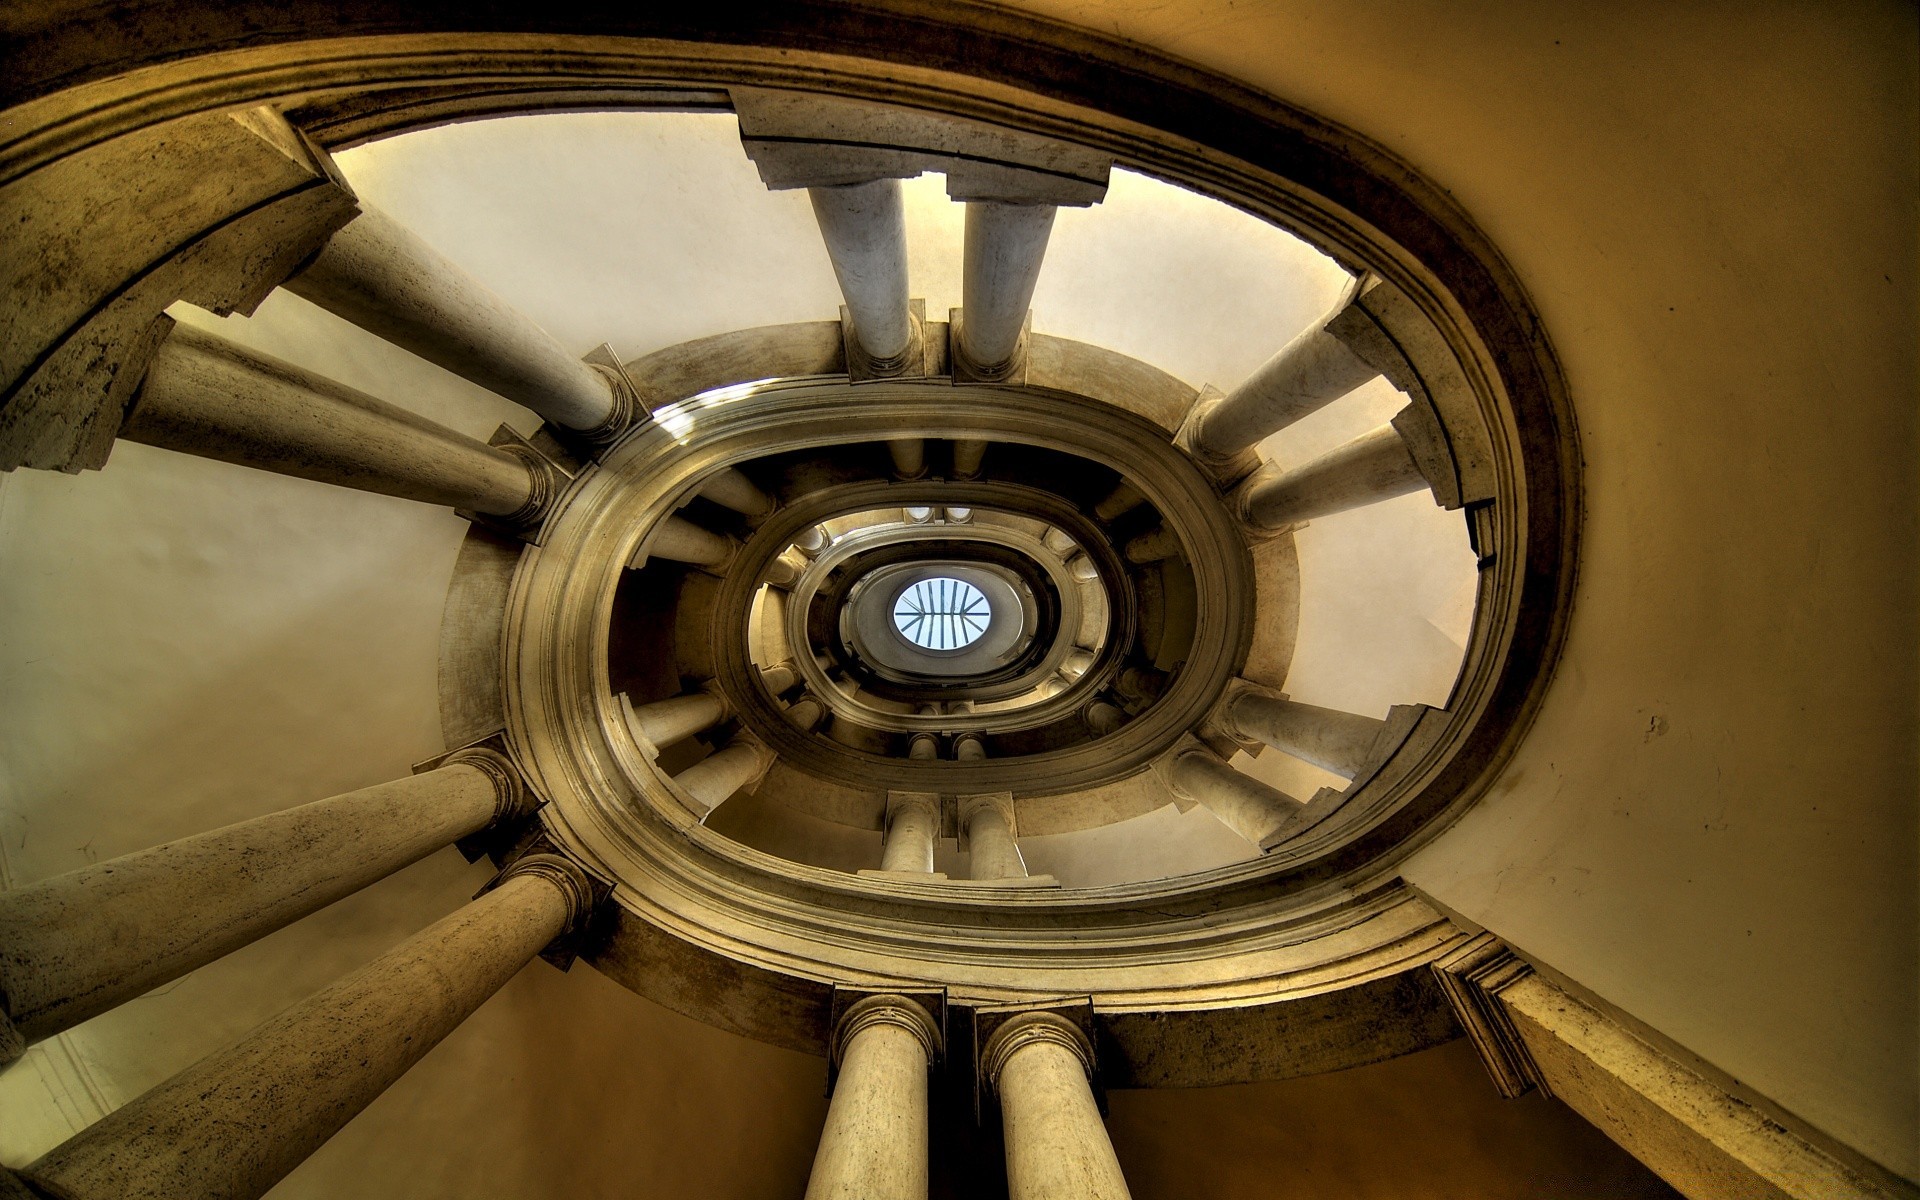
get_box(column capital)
[575,346,646,447]
[979,1009,1097,1092]
[829,993,943,1073]
[956,792,1017,850]
[479,847,610,971]
[415,733,541,863]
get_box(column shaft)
[880,796,939,874]
[22,862,585,1200]
[123,324,541,519]
[986,1014,1131,1200]
[888,438,927,479]
[951,438,988,478]
[804,997,939,1200]
[1169,750,1302,845]
[964,800,1027,880]
[786,696,828,732]
[284,204,620,433]
[674,740,771,814]
[959,201,1056,372]
[1227,692,1385,779]
[0,756,518,1055]
[1085,702,1124,736]
[809,180,913,365]
[644,516,734,568]
[1195,322,1379,460]
[1238,422,1426,529]
[628,692,728,748]
[697,468,776,520]
[761,661,801,694]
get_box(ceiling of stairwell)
[307,109,1478,881]
[9,8,1849,1190]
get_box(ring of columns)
[1,14,1588,1200]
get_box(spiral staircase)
[3,11,1900,1199]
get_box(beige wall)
[999,0,1919,1176]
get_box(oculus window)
[893,578,990,650]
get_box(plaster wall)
[995,0,1920,1175]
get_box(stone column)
[982,1013,1131,1200]
[803,995,941,1200]
[1191,311,1381,462]
[1092,481,1145,522]
[626,691,729,749]
[0,750,530,1063]
[16,854,595,1200]
[673,735,775,815]
[122,324,549,522]
[888,438,927,479]
[761,660,802,695]
[808,180,914,368]
[1067,553,1100,582]
[879,793,940,874]
[1084,701,1124,737]
[958,201,1056,376]
[951,438,989,479]
[1237,422,1427,529]
[764,554,804,589]
[1226,692,1386,779]
[1167,748,1303,846]
[283,204,630,437]
[907,733,941,762]
[1123,526,1180,563]
[794,526,832,559]
[953,733,987,762]
[961,795,1027,880]
[786,695,829,732]
[633,515,736,570]
[697,467,776,521]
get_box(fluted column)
[0,749,531,1063]
[804,995,941,1200]
[958,201,1056,377]
[808,180,914,368]
[1167,748,1303,846]
[16,854,595,1200]
[122,324,550,523]
[1237,422,1427,529]
[283,204,630,436]
[961,795,1027,880]
[879,793,940,874]
[673,735,775,815]
[1226,692,1386,779]
[1191,308,1380,462]
[982,1013,1131,1200]
[625,690,730,749]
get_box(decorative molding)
[413,731,543,864]
[454,423,571,544]
[1431,932,1549,1099]
[825,988,945,1094]
[949,308,1030,385]
[976,1001,1101,1119]
[843,300,931,382]
[477,844,612,971]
